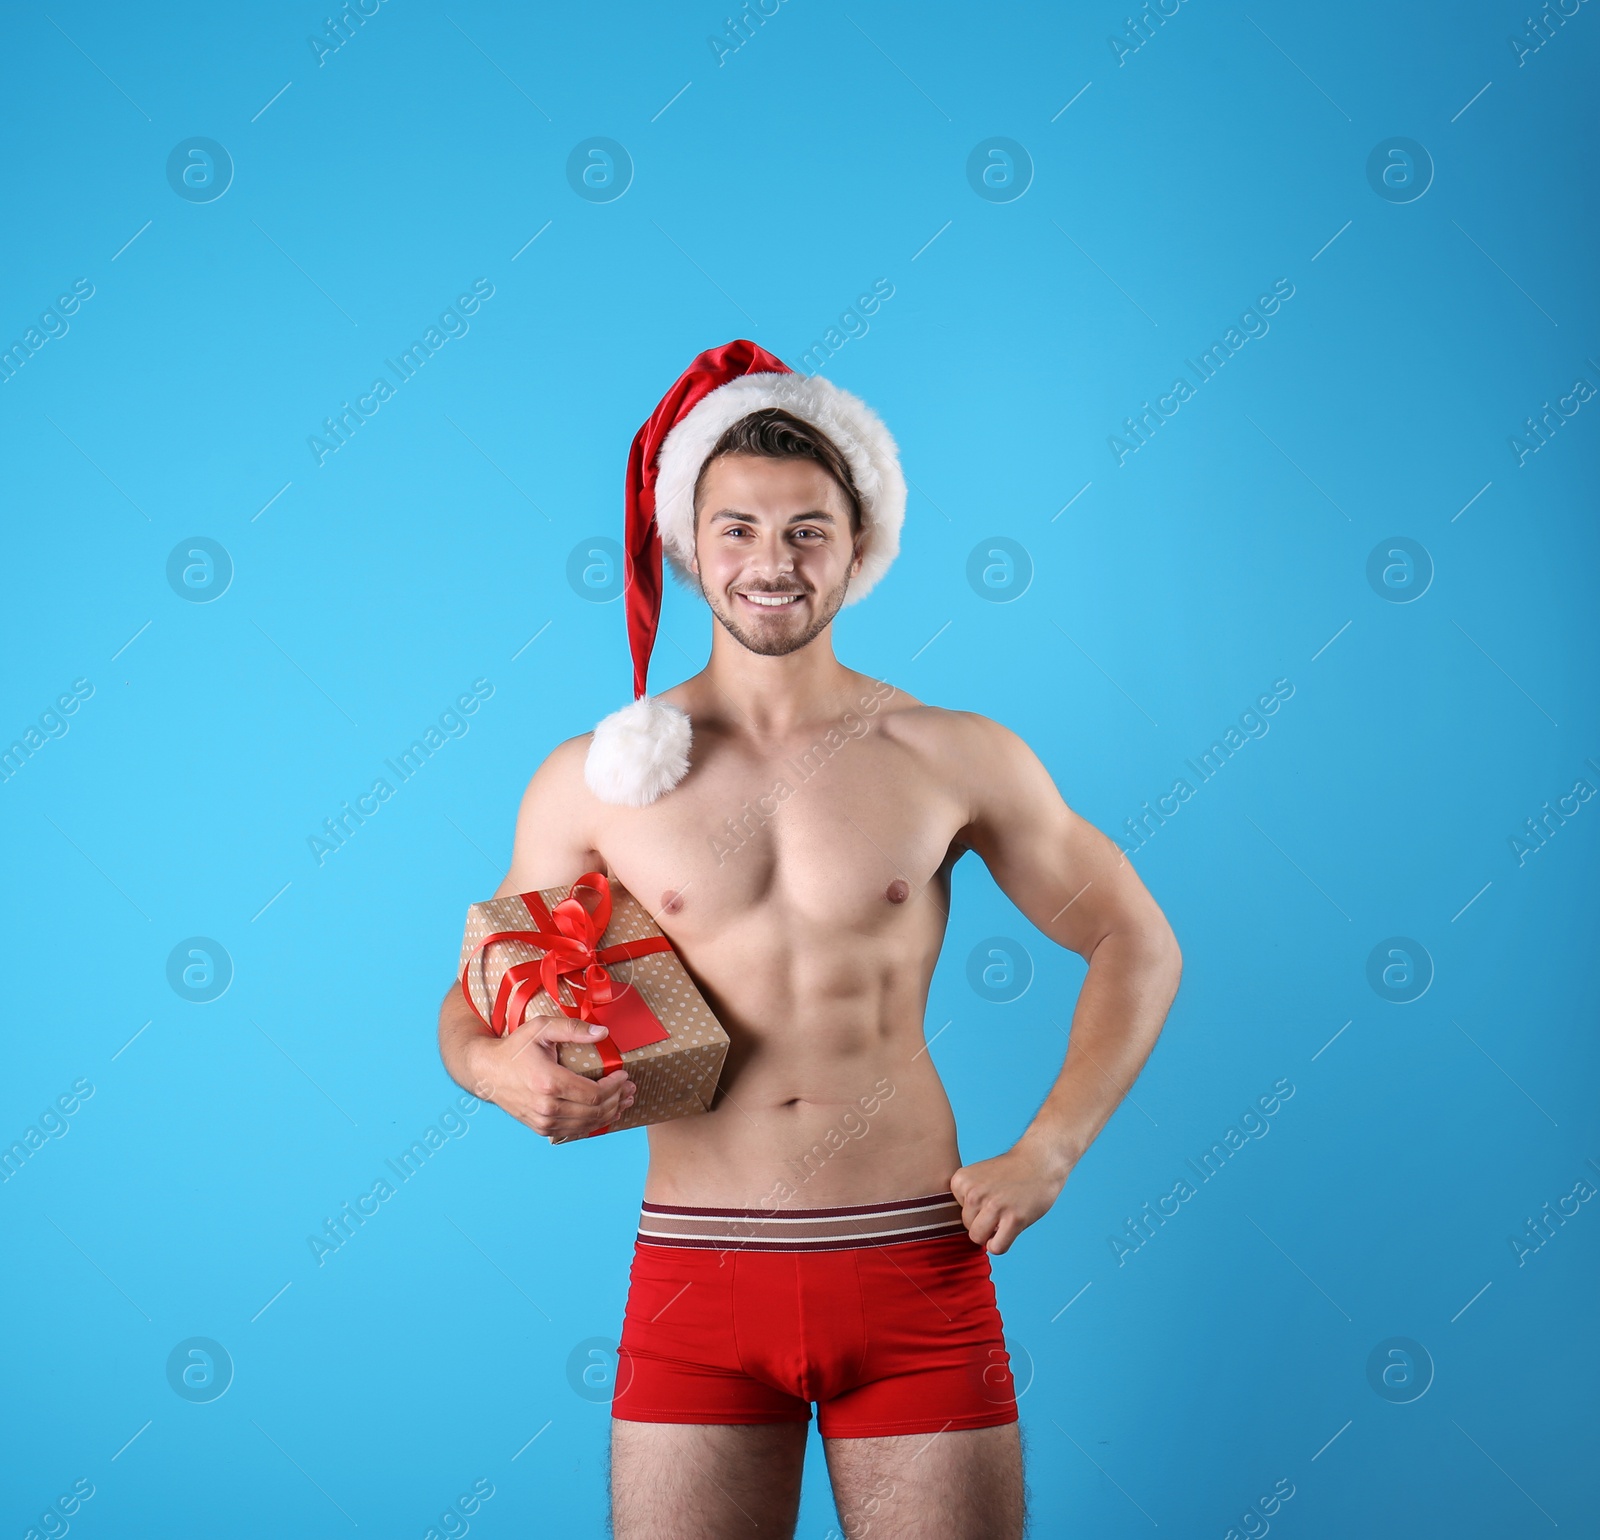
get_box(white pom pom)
[584,697,693,807]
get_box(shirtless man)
[437,344,1181,1539]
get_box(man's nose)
[747,531,795,576]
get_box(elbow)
[1165,927,1183,996]
[1143,912,1183,996]
[438,980,470,1065]
[1162,927,1183,995]
[1087,910,1182,993]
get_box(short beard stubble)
[699,565,854,658]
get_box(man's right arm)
[437,736,636,1140]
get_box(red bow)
[460,873,673,1075]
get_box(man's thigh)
[822,1423,1025,1540]
[610,1418,809,1540]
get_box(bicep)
[961,723,1161,957]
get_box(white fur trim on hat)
[652,372,905,603]
[584,696,693,807]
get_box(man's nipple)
[660,888,686,915]
[886,879,910,905]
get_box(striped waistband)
[637,1192,968,1253]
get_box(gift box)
[457,872,728,1139]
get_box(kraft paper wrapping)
[457,878,728,1138]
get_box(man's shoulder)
[521,731,595,803]
[499,732,606,890]
[504,732,602,836]
[873,691,1020,755]
[868,692,1068,842]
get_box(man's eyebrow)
[706,508,839,524]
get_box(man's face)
[690,454,862,657]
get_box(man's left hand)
[951,1143,1070,1255]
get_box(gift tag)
[588,984,671,1054]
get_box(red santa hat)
[583,339,906,807]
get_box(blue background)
[3,0,1597,1534]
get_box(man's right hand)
[469,1016,635,1140]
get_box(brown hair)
[692,408,862,531]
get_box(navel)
[886,879,910,905]
[660,888,685,915]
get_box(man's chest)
[595,728,967,938]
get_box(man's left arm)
[946,714,1182,1254]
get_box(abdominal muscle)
[637,907,965,1211]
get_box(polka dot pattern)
[458,880,729,1132]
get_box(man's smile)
[735,589,807,611]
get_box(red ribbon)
[459,873,674,1077]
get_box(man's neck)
[694,623,858,739]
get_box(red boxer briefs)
[612,1193,1019,1439]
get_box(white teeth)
[742,593,800,607]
